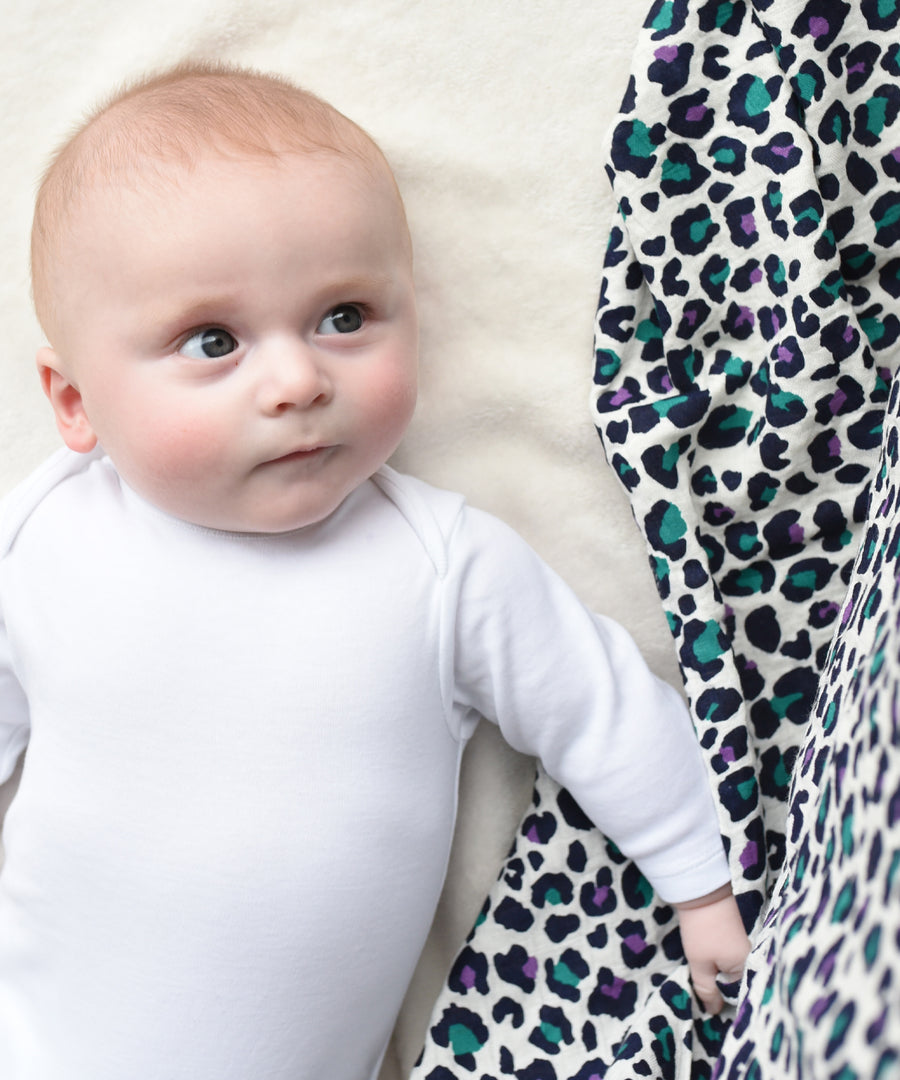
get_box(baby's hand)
[674,884,751,1014]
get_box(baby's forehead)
[32,68,408,338]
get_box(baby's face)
[40,149,418,532]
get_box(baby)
[0,63,749,1079]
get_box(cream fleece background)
[0,4,680,1076]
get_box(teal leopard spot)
[627,120,659,160]
[448,1023,483,1056]
[794,72,817,104]
[659,503,687,545]
[652,394,692,418]
[595,349,621,379]
[636,319,662,342]
[662,157,692,185]
[540,1020,563,1045]
[551,961,581,988]
[650,1,675,30]
[692,620,727,663]
[832,880,856,922]
[745,77,774,117]
[690,213,716,245]
[842,811,854,857]
[864,926,881,970]
[862,96,889,139]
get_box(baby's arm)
[673,884,751,1014]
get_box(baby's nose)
[256,342,333,414]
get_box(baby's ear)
[36,346,98,454]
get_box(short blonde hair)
[31,61,401,337]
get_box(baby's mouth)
[267,445,333,465]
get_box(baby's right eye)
[178,328,238,359]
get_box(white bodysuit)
[0,449,728,1080]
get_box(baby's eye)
[178,328,238,359]
[317,305,365,335]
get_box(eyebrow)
[149,295,244,340]
[314,273,399,298]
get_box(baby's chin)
[173,486,359,535]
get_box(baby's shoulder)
[370,466,531,580]
[370,466,467,577]
[0,447,106,558]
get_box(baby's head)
[32,63,419,533]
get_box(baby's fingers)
[689,960,724,1014]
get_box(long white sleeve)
[446,504,728,903]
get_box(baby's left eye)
[317,305,365,335]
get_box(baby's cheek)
[143,417,231,484]
[371,366,418,436]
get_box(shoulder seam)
[0,447,102,558]
[370,466,464,579]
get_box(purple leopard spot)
[771,312,782,333]
[750,267,764,283]
[848,62,867,76]
[789,523,804,543]
[654,45,679,62]
[725,603,734,619]
[736,306,755,328]
[892,148,900,164]
[829,387,848,415]
[593,885,609,906]
[684,309,699,326]
[772,142,794,158]
[526,825,539,842]
[810,996,833,1022]
[623,933,647,953]
[868,1008,887,1040]
[809,15,829,37]
[735,996,752,1026]
[721,746,736,763]
[610,387,633,406]
[686,104,708,122]
[843,323,855,344]
[828,434,842,457]
[741,213,757,235]
[460,965,477,990]
[711,506,733,520]
[745,659,757,670]
[600,976,627,1000]
[840,602,854,626]
[523,956,538,980]
[818,951,836,982]
[777,344,793,362]
[661,374,673,392]
[880,498,890,517]
[740,840,759,871]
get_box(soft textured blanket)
[0,5,664,1077]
